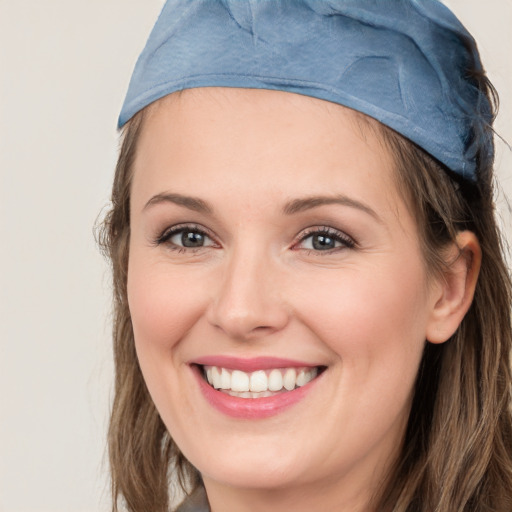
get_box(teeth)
[268,369,283,391]
[227,390,274,398]
[283,368,296,391]
[220,368,231,390]
[212,367,222,389]
[203,365,319,396]
[231,370,250,392]
[296,369,307,387]
[249,370,267,392]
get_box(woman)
[98,1,512,510]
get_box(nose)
[206,246,290,340]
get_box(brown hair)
[371,78,512,510]
[98,111,202,512]
[98,81,512,511]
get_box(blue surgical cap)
[119,0,494,180]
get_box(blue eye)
[157,225,216,250]
[303,233,340,250]
[298,228,355,252]
[170,230,210,248]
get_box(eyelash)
[154,223,217,253]
[154,224,356,254]
[294,226,356,254]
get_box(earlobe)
[426,231,481,344]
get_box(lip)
[190,361,323,419]
[191,355,319,373]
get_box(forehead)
[132,87,402,219]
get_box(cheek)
[293,258,430,393]
[126,252,211,436]
[127,252,207,358]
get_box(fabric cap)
[119,0,494,180]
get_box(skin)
[127,88,480,512]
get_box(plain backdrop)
[0,1,510,511]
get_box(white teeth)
[226,390,275,398]
[203,365,320,397]
[268,369,283,391]
[296,369,307,387]
[231,370,250,392]
[249,370,268,392]
[283,368,296,391]
[220,368,231,390]
[212,367,222,389]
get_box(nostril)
[253,325,277,334]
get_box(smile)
[203,366,319,398]
[191,357,326,418]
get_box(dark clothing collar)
[176,486,210,512]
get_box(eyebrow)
[143,192,381,222]
[282,195,381,222]
[143,192,213,214]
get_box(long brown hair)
[98,111,202,512]
[370,76,512,510]
[98,81,512,511]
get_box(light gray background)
[0,1,510,511]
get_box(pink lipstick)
[190,357,324,419]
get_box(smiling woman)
[97,1,512,511]
[129,88,454,505]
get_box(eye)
[156,224,217,251]
[295,227,355,252]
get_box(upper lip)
[191,356,323,373]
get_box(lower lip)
[192,365,320,419]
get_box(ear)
[426,231,481,344]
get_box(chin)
[199,460,303,490]
[185,440,312,490]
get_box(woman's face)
[128,88,440,506]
